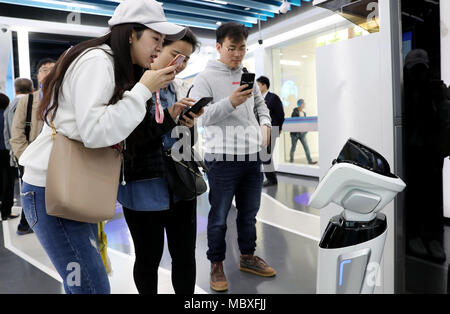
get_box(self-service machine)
[309,139,406,294]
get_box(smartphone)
[168,54,186,68]
[179,97,213,122]
[240,72,256,91]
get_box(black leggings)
[123,198,197,294]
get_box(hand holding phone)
[230,84,253,108]
[167,54,186,73]
[140,66,177,93]
[179,97,212,122]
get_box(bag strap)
[191,149,208,172]
[50,121,57,140]
[164,148,207,176]
[25,93,33,141]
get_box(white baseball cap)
[108,0,186,40]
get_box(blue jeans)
[21,181,110,294]
[204,154,264,262]
[290,132,312,164]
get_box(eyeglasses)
[224,46,247,55]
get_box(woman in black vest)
[118,28,204,294]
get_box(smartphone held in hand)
[179,97,213,122]
[240,72,256,91]
[168,54,186,73]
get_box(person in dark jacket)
[257,76,285,186]
[0,92,18,221]
[403,49,446,263]
[118,28,204,294]
[290,99,317,165]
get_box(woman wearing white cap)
[18,0,188,294]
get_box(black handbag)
[164,148,208,201]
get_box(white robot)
[309,139,406,294]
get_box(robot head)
[309,139,406,222]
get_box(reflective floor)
[405,225,450,294]
[0,173,319,294]
[263,172,319,216]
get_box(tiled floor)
[0,173,319,294]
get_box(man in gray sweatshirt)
[1,78,33,221]
[190,22,276,292]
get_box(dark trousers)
[0,150,15,219]
[262,136,278,183]
[123,198,197,294]
[204,154,264,262]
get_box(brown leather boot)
[210,261,228,292]
[240,254,276,277]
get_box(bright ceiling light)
[17,29,31,79]
[247,14,346,54]
[280,60,301,66]
[264,15,345,47]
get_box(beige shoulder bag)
[45,122,122,223]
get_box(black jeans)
[123,198,197,294]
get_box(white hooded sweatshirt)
[19,44,151,187]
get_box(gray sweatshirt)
[3,95,26,166]
[190,60,271,155]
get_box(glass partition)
[273,22,370,168]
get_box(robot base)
[317,213,387,294]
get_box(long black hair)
[38,23,148,125]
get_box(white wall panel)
[0,28,12,94]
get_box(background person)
[290,99,317,165]
[257,75,285,186]
[2,78,33,221]
[11,59,55,235]
[0,92,16,221]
